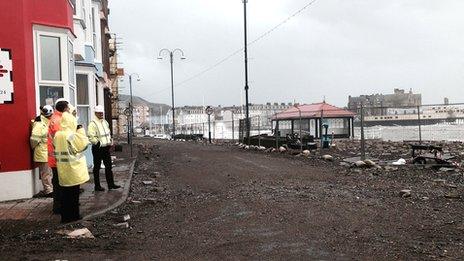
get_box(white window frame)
[33,26,74,108]
[68,40,76,105]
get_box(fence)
[143,102,464,154]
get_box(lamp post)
[128,73,140,137]
[206,106,213,143]
[242,0,250,144]
[294,104,303,153]
[158,48,186,138]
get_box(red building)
[0,0,75,201]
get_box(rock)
[302,150,310,156]
[400,189,412,198]
[322,155,333,161]
[258,146,266,151]
[122,214,131,222]
[364,159,377,168]
[433,179,446,185]
[339,162,350,167]
[354,161,367,168]
[439,167,455,172]
[142,181,153,185]
[444,193,461,199]
[279,146,287,153]
[447,183,458,189]
[244,145,250,150]
[58,228,94,239]
[384,166,398,171]
[131,200,142,204]
[113,222,129,228]
[392,158,406,165]
[271,148,277,152]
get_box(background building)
[348,88,422,115]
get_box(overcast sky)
[109,0,464,108]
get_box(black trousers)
[92,145,115,188]
[51,167,62,214]
[61,185,80,223]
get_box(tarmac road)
[1,138,463,260]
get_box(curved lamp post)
[128,73,140,138]
[157,48,186,138]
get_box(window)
[68,40,76,105]
[77,74,89,104]
[91,7,97,51]
[68,40,75,86]
[70,0,76,15]
[39,86,63,106]
[95,82,99,105]
[35,29,74,107]
[40,36,61,81]
[76,74,90,128]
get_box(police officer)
[88,105,121,191]
[30,105,54,197]
[48,99,70,214]
[54,111,90,223]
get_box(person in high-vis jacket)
[54,111,90,223]
[48,99,69,214]
[30,105,54,197]
[88,105,121,191]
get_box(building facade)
[348,88,422,116]
[0,0,115,201]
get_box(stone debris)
[131,200,142,204]
[122,214,131,222]
[354,161,367,168]
[433,179,446,185]
[113,222,129,228]
[57,228,94,239]
[363,159,377,168]
[322,155,333,161]
[392,159,406,166]
[439,167,455,172]
[384,166,398,171]
[142,181,153,185]
[444,193,461,199]
[302,150,310,156]
[279,146,287,153]
[400,189,412,198]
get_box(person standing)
[48,99,69,214]
[88,105,121,191]
[30,105,54,197]
[54,112,90,223]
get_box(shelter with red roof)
[271,102,356,139]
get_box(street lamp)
[157,48,186,138]
[242,0,251,145]
[128,73,140,138]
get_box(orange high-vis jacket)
[47,111,63,168]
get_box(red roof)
[272,102,355,120]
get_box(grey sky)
[109,0,464,108]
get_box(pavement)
[0,146,136,222]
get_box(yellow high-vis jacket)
[30,115,49,163]
[88,118,112,147]
[54,112,90,187]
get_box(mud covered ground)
[1,138,463,260]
